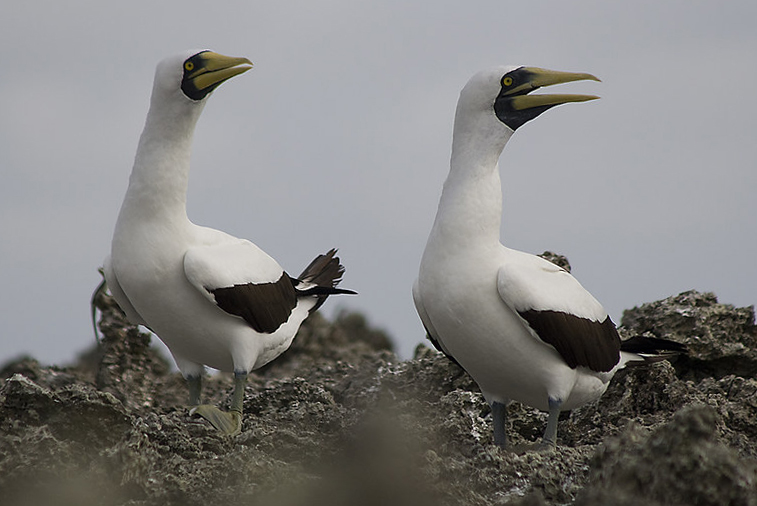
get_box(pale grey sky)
[2,1,755,365]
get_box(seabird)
[103,50,355,435]
[413,66,684,449]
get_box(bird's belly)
[111,243,244,373]
[561,369,611,410]
[420,266,600,411]
[249,308,308,369]
[130,280,239,371]
[437,309,572,410]
[124,273,305,374]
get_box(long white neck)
[118,89,206,225]
[429,107,513,250]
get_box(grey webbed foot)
[190,405,242,435]
[186,370,247,436]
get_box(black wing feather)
[518,309,621,373]
[210,273,297,334]
[209,249,356,333]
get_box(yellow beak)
[186,51,253,91]
[503,67,600,110]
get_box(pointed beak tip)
[578,72,601,83]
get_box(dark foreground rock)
[1,289,756,505]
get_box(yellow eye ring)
[502,76,513,86]
[185,61,195,71]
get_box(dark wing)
[184,239,298,334]
[498,256,621,373]
[517,309,620,372]
[209,273,297,333]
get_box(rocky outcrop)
[1,289,755,505]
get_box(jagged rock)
[576,404,757,506]
[538,251,571,272]
[1,282,756,505]
[621,290,757,379]
[0,374,133,506]
[257,310,394,378]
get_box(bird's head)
[153,50,253,103]
[458,65,600,133]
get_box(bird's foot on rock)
[189,405,242,436]
[536,440,557,453]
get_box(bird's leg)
[491,401,508,448]
[230,370,247,414]
[187,374,202,406]
[189,370,246,436]
[540,397,562,450]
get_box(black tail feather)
[297,286,357,297]
[298,248,343,286]
[621,335,688,354]
[296,248,357,312]
[621,335,687,365]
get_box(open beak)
[503,67,600,111]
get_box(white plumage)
[414,66,682,449]
[104,50,353,435]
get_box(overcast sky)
[2,1,755,367]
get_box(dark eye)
[502,76,513,86]
[184,61,195,72]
